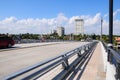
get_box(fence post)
[62,55,69,69]
[77,48,82,57]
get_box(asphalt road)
[0,41,89,79]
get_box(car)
[0,36,15,48]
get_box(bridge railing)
[5,41,97,80]
[101,41,120,80]
[108,47,120,80]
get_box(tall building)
[57,27,65,36]
[75,19,84,35]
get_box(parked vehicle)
[0,36,15,48]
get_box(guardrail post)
[116,63,120,80]
[87,44,90,50]
[108,49,110,62]
[86,45,88,51]
[77,48,81,57]
[108,49,113,64]
[108,44,113,64]
[62,55,69,69]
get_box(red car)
[0,36,15,48]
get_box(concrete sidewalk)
[80,42,106,80]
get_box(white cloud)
[0,9,120,35]
[85,13,101,26]
[113,9,120,17]
[113,20,120,34]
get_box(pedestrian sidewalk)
[80,42,106,80]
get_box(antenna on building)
[101,17,103,40]
[51,29,52,34]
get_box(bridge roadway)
[0,41,89,79]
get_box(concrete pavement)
[80,42,106,80]
[0,41,89,79]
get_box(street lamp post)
[108,1,120,79]
[109,0,113,45]
[101,17,103,40]
[108,0,113,63]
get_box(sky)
[0,0,120,35]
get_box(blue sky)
[0,0,119,19]
[0,0,120,34]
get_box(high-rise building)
[75,19,84,35]
[57,27,65,36]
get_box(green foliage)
[102,35,109,43]
[50,32,59,39]
[1,33,120,44]
[21,33,39,39]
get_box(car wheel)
[8,43,12,48]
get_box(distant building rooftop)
[75,19,84,21]
[115,37,120,41]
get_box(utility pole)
[108,0,113,63]
[101,17,103,40]
[109,0,113,46]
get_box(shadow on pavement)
[64,44,97,80]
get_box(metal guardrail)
[101,41,120,80]
[108,47,120,80]
[5,41,97,80]
[101,41,107,52]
